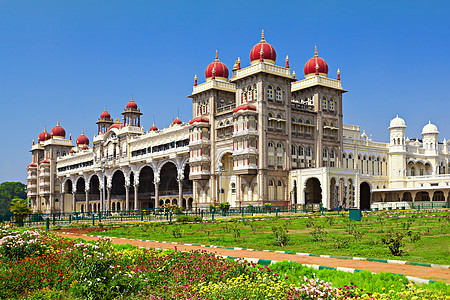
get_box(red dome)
[51,121,66,138]
[205,50,229,80]
[81,145,88,150]
[126,97,138,109]
[100,108,111,119]
[38,127,51,142]
[172,117,182,125]
[250,30,276,64]
[189,117,209,125]
[233,104,257,113]
[69,149,75,154]
[27,163,37,168]
[40,159,50,164]
[108,118,124,131]
[149,123,158,131]
[304,45,328,77]
[76,131,89,146]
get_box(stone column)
[60,193,64,212]
[125,184,130,211]
[134,182,139,210]
[202,187,207,204]
[178,180,183,207]
[99,187,104,211]
[72,190,77,212]
[107,187,111,211]
[154,179,160,208]
[85,188,90,212]
[247,184,253,203]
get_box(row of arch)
[291,177,371,210]
[63,160,193,212]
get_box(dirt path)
[56,232,449,283]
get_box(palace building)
[26,31,450,213]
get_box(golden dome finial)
[57,120,60,126]
[215,49,219,60]
[314,45,318,56]
[44,125,47,131]
[81,129,84,135]
[261,29,265,42]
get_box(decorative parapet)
[291,75,343,92]
[232,62,291,81]
[192,80,236,95]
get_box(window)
[291,145,296,155]
[306,147,311,157]
[268,142,275,165]
[329,98,335,111]
[330,150,335,158]
[267,85,274,100]
[248,86,253,102]
[268,113,275,128]
[276,87,282,101]
[323,148,328,158]
[231,183,236,193]
[299,146,304,156]
[254,86,258,100]
[276,143,284,166]
[322,96,327,110]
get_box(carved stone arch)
[302,176,322,190]
[215,147,233,170]
[156,159,178,180]
[406,158,415,164]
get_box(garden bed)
[0,227,448,299]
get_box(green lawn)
[94,210,450,265]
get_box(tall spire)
[215,49,219,61]
[314,45,318,56]
[285,55,290,68]
[261,29,265,42]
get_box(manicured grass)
[96,210,450,265]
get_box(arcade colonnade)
[289,167,373,210]
[59,158,193,212]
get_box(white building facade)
[26,31,450,213]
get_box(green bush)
[176,215,202,223]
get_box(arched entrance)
[329,178,338,209]
[432,191,445,201]
[360,182,371,210]
[138,166,155,209]
[305,178,322,204]
[111,170,125,210]
[75,178,86,212]
[89,175,100,209]
[159,162,178,199]
[293,180,297,204]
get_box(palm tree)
[10,197,31,226]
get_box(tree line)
[0,182,27,214]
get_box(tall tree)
[0,182,27,213]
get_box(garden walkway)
[56,232,449,283]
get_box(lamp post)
[101,157,106,216]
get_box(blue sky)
[1,0,449,184]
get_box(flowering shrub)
[0,227,448,299]
[0,229,48,260]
